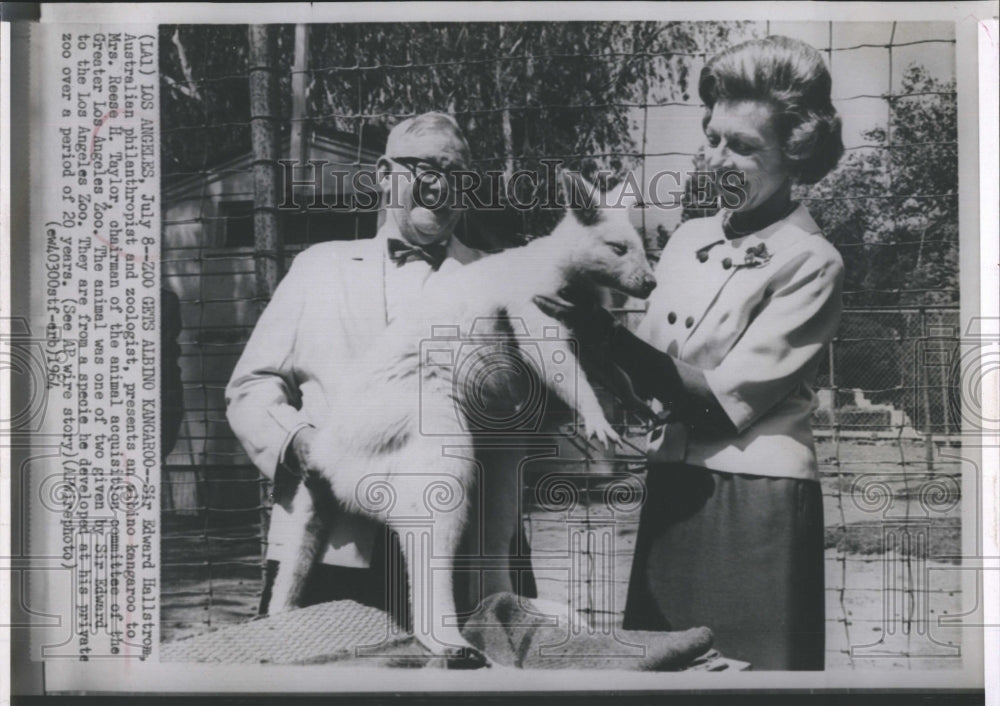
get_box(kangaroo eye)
[608,242,628,256]
[729,140,753,156]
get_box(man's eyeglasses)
[389,156,464,184]
[388,157,470,211]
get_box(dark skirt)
[623,463,825,670]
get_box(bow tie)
[387,238,448,269]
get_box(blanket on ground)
[161,592,725,671]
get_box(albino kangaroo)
[269,172,657,667]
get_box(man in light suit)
[226,113,535,624]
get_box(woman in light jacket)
[538,35,844,670]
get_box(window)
[220,201,255,248]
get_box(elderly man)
[226,113,536,625]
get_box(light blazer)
[638,205,844,481]
[225,227,483,566]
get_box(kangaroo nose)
[705,142,731,172]
[638,274,657,298]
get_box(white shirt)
[638,205,844,481]
[382,226,478,323]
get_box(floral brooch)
[737,242,772,270]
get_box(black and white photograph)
[3,1,997,699]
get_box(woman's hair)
[699,35,843,184]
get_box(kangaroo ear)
[560,170,602,227]
[607,173,641,209]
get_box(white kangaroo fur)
[268,172,657,664]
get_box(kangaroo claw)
[583,416,620,451]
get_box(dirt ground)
[161,439,966,671]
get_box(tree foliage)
[305,23,736,173]
[159,25,254,179]
[802,65,958,306]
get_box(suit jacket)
[226,225,484,566]
[638,205,844,481]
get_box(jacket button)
[668,312,677,324]
[722,257,733,269]
[685,316,695,328]
[697,251,709,263]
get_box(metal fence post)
[290,24,310,172]
[920,308,934,471]
[939,312,953,437]
[829,338,839,445]
[248,22,284,600]
[248,25,284,311]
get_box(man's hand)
[271,425,318,508]
[288,425,318,477]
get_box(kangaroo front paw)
[583,414,621,449]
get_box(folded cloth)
[162,593,713,670]
[460,592,713,670]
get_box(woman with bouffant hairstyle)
[699,33,843,187]
[536,36,845,669]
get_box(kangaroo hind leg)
[390,454,489,668]
[268,479,333,613]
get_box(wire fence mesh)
[159,21,961,668]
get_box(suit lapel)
[340,236,389,337]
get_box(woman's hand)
[533,292,661,425]
[535,292,736,434]
[532,292,618,351]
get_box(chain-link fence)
[159,21,961,669]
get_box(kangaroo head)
[555,171,658,299]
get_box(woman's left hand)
[532,292,618,349]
